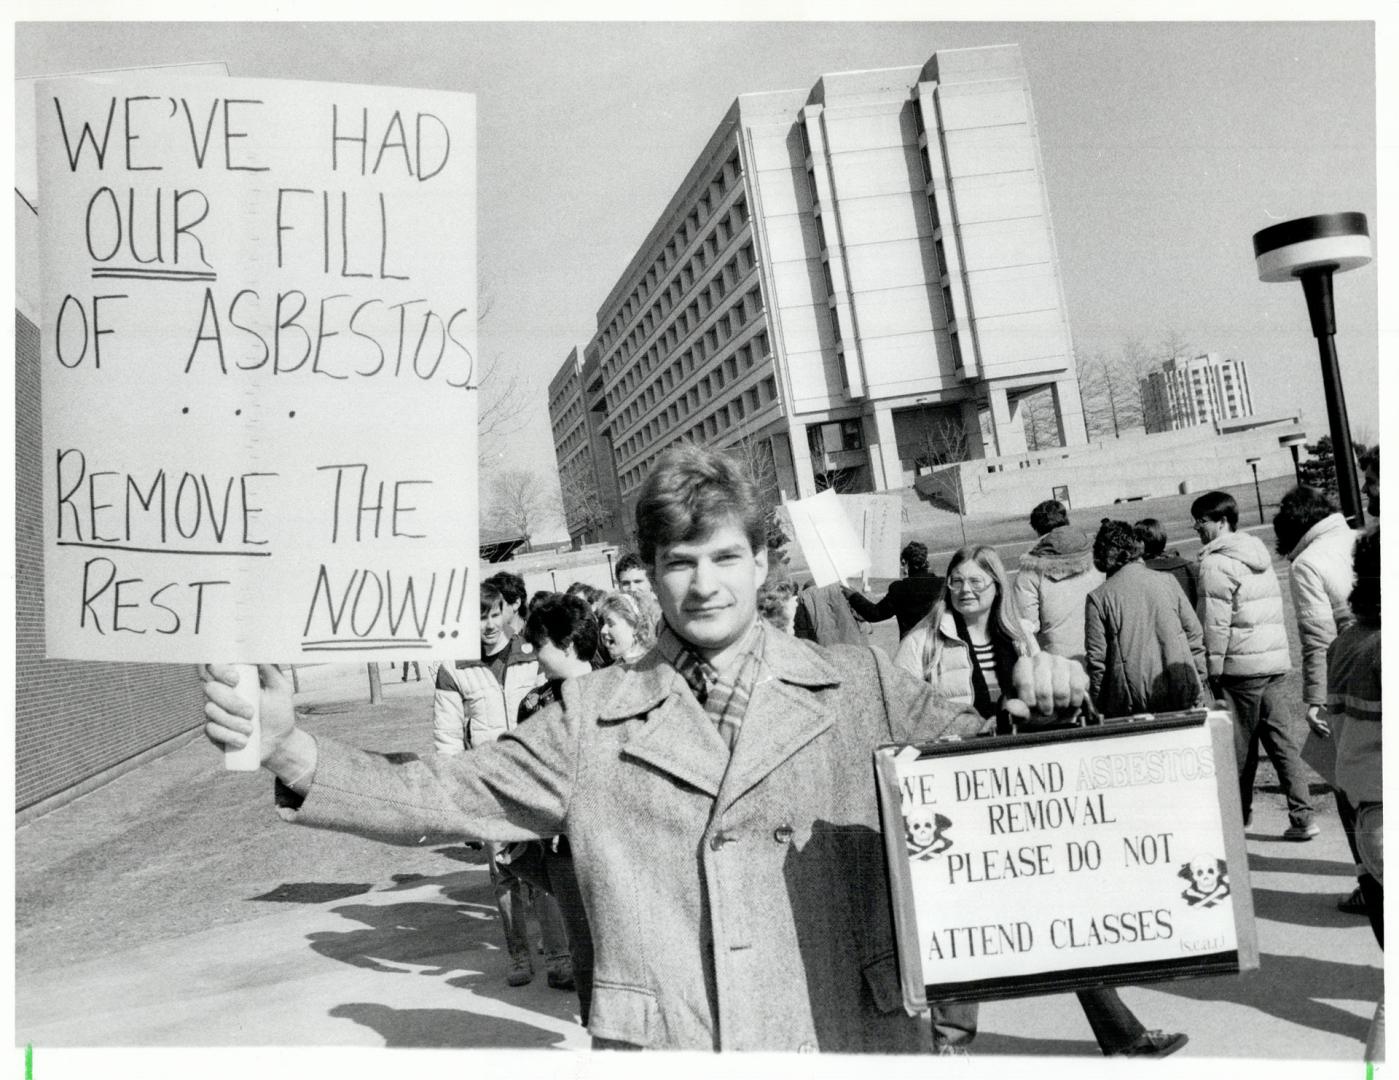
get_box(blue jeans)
[1223,673,1314,827]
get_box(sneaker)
[1109,1031,1188,1057]
[506,956,534,987]
[547,960,575,991]
[1338,886,1368,915]
[1282,822,1320,841]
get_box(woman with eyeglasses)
[894,543,1188,1058]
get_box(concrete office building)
[1141,353,1255,434]
[549,44,1088,537]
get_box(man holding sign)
[202,445,1091,1052]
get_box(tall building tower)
[1141,353,1254,433]
[549,43,1087,534]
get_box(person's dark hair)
[1133,518,1169,560]
[1359,444,1380,476]
[1273,486,1338,556]
[1349,525,1380,625]
[635,445,765,565]
[527,590,556,616]
[1190,491,1238,530]
[566,582,604,606]
[484,571,526,612]
[1029,500,1070,536]
[900,541,929,574]
[615,552,646,581]
[1093,520,1144,576]
[524,593,600,662]
[480,580,504,614]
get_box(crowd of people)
[200,443,1381,1057]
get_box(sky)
[13,14,1387,542]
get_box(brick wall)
[15,309,202,812]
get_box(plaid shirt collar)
[657,620,768,751]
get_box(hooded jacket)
[1196,529,1292,679]
[1287,512,1357,705]
[1012,525,1105,663]
[1144,551,1199,609]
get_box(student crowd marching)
[201,443,1381,1058]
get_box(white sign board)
[876,713,1257,1008]
[38,75,478,662]
[838,493,903,580]
[784,489,869,587]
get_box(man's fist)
[1004,653,1090,727]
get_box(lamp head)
[1253,213,1371,283]
[1278,433,1306,449]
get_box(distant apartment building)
[549,44,1088,541]
[1141,353,1254,434]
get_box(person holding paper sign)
[843,540,944,640]
[894,545,1188,1057]
[202,444,1092,1053]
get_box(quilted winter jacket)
[893,609,1037,714]
[433,637,540,752]
[1287,512,1358,705]
[279,630,986,1051]
[1196,530,1292,679]
[1012,528,1105,663]
[1083,562,1208,717]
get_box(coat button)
[773,825,794,843]
[709,832,735,851]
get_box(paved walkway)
[15,666,1381,1069]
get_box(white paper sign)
[784,489,869,587]
[38,75,478,662]
[838,493,903,580]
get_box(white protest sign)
[876,713,1257,1007]
[38,76,478,663]
[784,489,869,587]
[837,493,903,580]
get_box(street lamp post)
[1278,432,1307,487]
[1253,213,1371,527]
[1246,457,1264,525]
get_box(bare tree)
[1076,344,1150,439]
[1018,387,1063,452]
[726,432,788,552]
[475,274,532,461]
[558,462,615,546]
[484,467,561,552]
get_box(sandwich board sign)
[875,710,1258,1009]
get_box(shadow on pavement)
[250,882,375,903]
[1250,886,1372,929]
[967,1032,1102,1057]
[1248,852,1357,877]
[308,898,500,977]
[328,1003,568,1049]
[1151,952,1379,1043]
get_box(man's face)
[1364,464,1379,516]
[480,600,508,654]
[618,567,653,596]
[535,638,572,681]
[1193,517,1227,545]
[652,517,767,659]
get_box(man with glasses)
[1191,491,1314,840]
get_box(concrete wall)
[916,421,1304,517]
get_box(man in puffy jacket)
[1192,491,1315,840]
[1013,500,1105,664]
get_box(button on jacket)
[279,629,984,1051]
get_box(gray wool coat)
[279,628,985,1052]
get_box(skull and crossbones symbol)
[1178,855,1230,907]
[903,805,953,859]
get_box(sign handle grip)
[223,663,262,772]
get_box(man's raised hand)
[201,663,296,764]
[1005,653,1090,728]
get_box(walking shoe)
[1338,886,1368,914]
[1282,822,1320,841]
[1108,1031,1188,1057]
[506,956,534,987]
[935,1043,971,1056]
[547,959,575,991]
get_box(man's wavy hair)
[635,445,765,565]
[1272,485,1338,556]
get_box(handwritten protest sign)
[784,489,870,587]
[838,493,902,580]
[875,712,1257,1010]
[38,75,478,663]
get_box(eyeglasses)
[948,577,994,594]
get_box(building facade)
[1141,353,1254,434]
[549,44,1088,540]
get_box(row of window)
[616,329,772,462]
[617,375,780,495]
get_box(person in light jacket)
[895,544,1187,1058]
[1192,490,1313,840]
[201,445,1093,1053]
[1274,485,1364,909]
[1013,500,1105,664]
[1084,521,1208,718]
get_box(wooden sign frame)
[874,710,1258,1013]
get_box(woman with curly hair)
[1084,520,1208,718]
[595,589,658,665]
